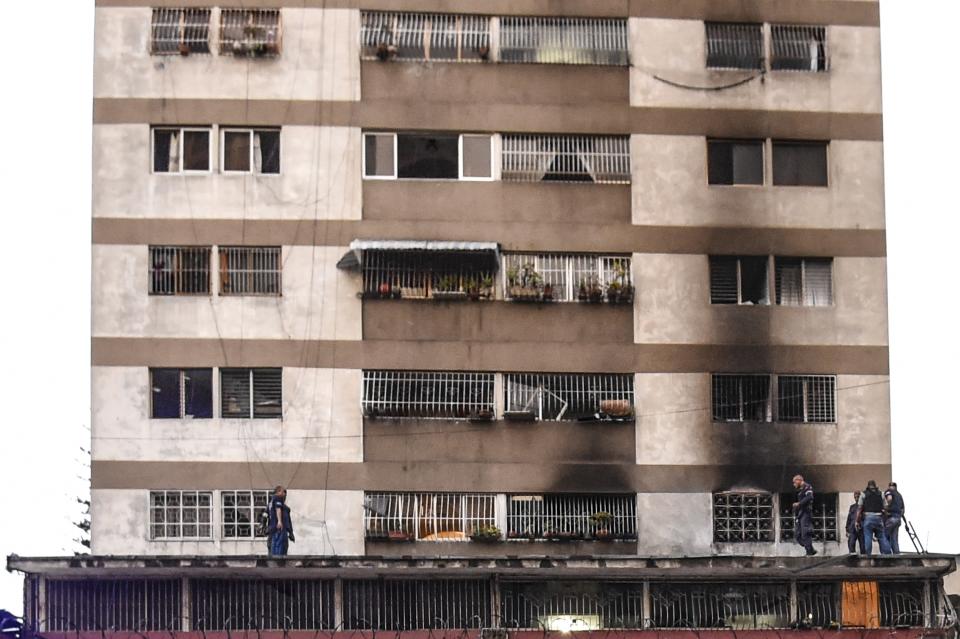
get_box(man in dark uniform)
[857,480,891,555]
[846,490,865,554]
[267,485,295,556]
[883,482,905,554]
[791,474,817,556]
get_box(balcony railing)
[504,372,635,421]
[650,582,791,629]
[503,253,632,303]
[507,494,637,541]
[363,492,499,542]
[361,248,496,300]
[499,17,629,66]
[501,134,631,184]
[362,370,495,420]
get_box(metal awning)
[337,240,501,270]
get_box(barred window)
[150,368,213,419]
[507,494,636,540]
[192,578,335,630]
[772,140,828,187]
[44,579,182,632]
[151,8,211,55]
[709,256,769,305]
[362,370,495,419]
[501,581,644,630]
[650,582,791,629]
[220,8,281,56]
[221,490,270,539]
[219,246,281,296]
[149,246,211,295]
[775,257,833,306]
[502,253,632,303]
[708,139,764,186]
[221,128,280,174]
[499,17,629,66]
[361,249,497,300]
[504,373,634,421]
[149,490,213,539]
[771,25,828,72]
[779,492,839,542]
[220,368,283,419]
[711,374,771,423]
[879,582,926,628]
[361,12,491,62]
[713,492,774,542]
[343,579,490,630]
[777,375,836,423]
[501,134,630,184]
[363,492,497,541]
[706,22,764,70]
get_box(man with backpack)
[264,485,295,556]
[857,480,892,555]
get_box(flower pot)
[469,534,502,543]
[378,283,392,298]
[600,399,634,418]
[594,529,613,541]
[387,530,412,542]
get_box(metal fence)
[191,578,334,630]
[219,246,281,296]
[343,579,491,629]
[503,373,634,421]
[879,581,926,628]
[650,582,792,629]
[706,22,764,70]
[507,494,636,540]
[501,135,631,184]
[361,12,491,62]
[220,8,281,56]
[499,17,628,66]
[362,370,496,419]
[502,253,631,303]
[149,246,211,295]
[771,24,828,71]
[778,374,836,423]
[363,492,498,541]
[361,249,497,300]
[501,581,645,630]
[780,492,839,542]
[45,579,182,631]
[151,8,211,54]
[798,582,840,628]
[712,492,775,543]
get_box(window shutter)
[775,258,803,305]
[221,369,252,418]
[803,258,833,306]
[252,368,283,418]
[709,257,739,304]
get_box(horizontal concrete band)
[92,99,884,141]
[91,460,891,493]
[94,0,880,27]
[91,337,890,374]
[92,219,887,258]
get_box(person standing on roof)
[267,485,295,556]
[846,490,865,554]
[883,482,905,554]
[791,474,817,556]
[858,480,892,555]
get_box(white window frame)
[220,489,271,540]
[363,132,498,181]
[148,490,214,541]
[151,126,214,175]
[362,132,399,180]
[219,127,281,176]
[458,134,495,181]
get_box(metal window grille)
[149,491,213,539]
[777,375,836,423]
[221,490,270,539]
[149,246,211,295]
[361,250,497,300]
[879,582,926,628]
[713,492,774,542]
[780,493,839,542]
[501,581,645,630]
[220,8,281,56]
[775,257,833,306]
[363,492,498,541]
[343,579,491,630]
[151,8,211,55]
[706,22,764,70]
[220,247,281,296]
[797,582,840,628]
[361,12,491,62]
[362,370,495,419]
[220,368,283,419]
[503,373,634,421]
[502,253,631,303]
[500,17,628,66]
[190,579,334,630]
[45,579,182,631]
[711,374,772,422]
[507,494,636,540]
[771,25,828,72]
[650,582,791,629]
[501,135,630,184]
[708,256,770,305]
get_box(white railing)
[149,246,211,295]
[706,22,764,70]
[712,492,775,543]
[361,249,496,300]
[499,17,628,66]
[501,135,631,184]
[504,373,634,421]
[361,12,491,62]
[220,8,281,56]
[771,24,828,72]
[507,494,637,540]
[363,493,498,541]
[502,253,631,303]
[219,246,281,296]
[777,375,836,423]
[151,8,211,55]
[711,374,772,422]
[362,371,496,419]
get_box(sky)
[0,0,957,616]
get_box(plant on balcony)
[480,275,495,299]
[508,263,543,301]
[469,524,503,543]
[432,275,467,301]
[605,263,634,304]
[591,511,614,540]
[547,529,583,542]
[578,277,604,304]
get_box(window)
[772,141,828,186]
[502,253,632,303]
[650,583,791,629]
[777,375,836,423]
[705,23,764,70]
[151,8,211,55]
[362,371,495,419]
[152,127,211,173]
[361,12,491,62]
[149,490,213,539]
[775,257,833,306]
[363,132,493,180]
[219,246,281,295]
[363,492,497,541]
[221,490,270,539]
[707,139,764,185]
[779,492,838,541]
[361,249,497,300]
[502,581,644,630]
[150,368,213,419]
[149,246,211,295]
[771,25,828,72]
[713,492,774,542]
[221,129,280,174]
[219,8,281,56]
[711,374,772,423]
[507,494,637,540]
[220,368,283,419]
[503,373,634,421]
[709,256,769,305]
[499,17,629,66]
[501,134,630,184]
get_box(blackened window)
[772,141,828,186]
[708,140,764,185]
[150,368,213,419]
[706,22,764,70]
[771,25,828,72]
[709,256,769,305]
[712,374,772,423]
[397,134,460,179]
[778,375,836,423]
[779,492,839,541]
[713,492,774,542]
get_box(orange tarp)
[842,581,880,628]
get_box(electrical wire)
[649,70,765,92]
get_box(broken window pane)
[739,255,769,304]
[397,134,459,179]
[772,141,828,186]
[771,25,828,72]
[181,130,210,171]
[222,130,251,172]
[461,135,492,179]
[152,129,178,173]
[708,140,764,185]
[364,133,395,177]
[256,129,281,174]
[151,368,181,419]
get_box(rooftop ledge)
[7,553,956,580]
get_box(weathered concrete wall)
[91,366,363,463]
[93,125,362,219]
[90,488,364,556]
[94,8,360,101]
[630,20,882,114]
[92,245,361,341]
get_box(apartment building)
[9,0,958,634]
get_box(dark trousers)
[269,529,289,556]
[847,530,865,554]
[884,515,902,554]
[796,511,815,554]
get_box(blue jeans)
[884,515,902,554]
[269,529,289,556]
[862,513,892,555]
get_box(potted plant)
[469,524,503,543]
[591,512,614,540]
[607,262,635,304]
[469,407,495,421]
[606,280,623,304]
[542,283,555,302]
[580,277,604,304]
[508,262,543,301]
[432,275,467,301]
[466,277,481,301]
[387,529,413,542]
[479,275,495,299]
